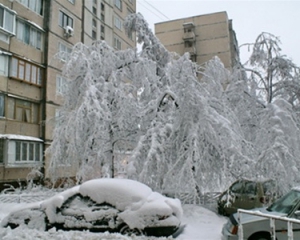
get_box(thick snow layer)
[3,179,182,231]
[79,178,152,211]
[0,201,226,240]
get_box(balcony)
[183,31,195,41]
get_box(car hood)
[233,208,287,225]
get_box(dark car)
[1,178,183,237]
[218,179,278,216]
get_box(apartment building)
[155,12,240,70]
[0,0,136,189]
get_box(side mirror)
[294,210,300,218]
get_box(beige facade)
[0,0,136,189]
[155,11,239,69]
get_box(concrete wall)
[155,11,235,69]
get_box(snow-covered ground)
[0,201,227,240]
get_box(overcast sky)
[137,0,300,66]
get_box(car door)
[240,181,258,210]
[227,180,245,212]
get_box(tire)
[249,232,271,240]
[119,224,143,236]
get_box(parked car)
[222,187,300,240]
[218,179,278,216]
[1,178,183,237]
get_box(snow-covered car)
[218,179,278,216]
[1,178,183,237]
[222,187,300,240]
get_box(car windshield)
[267,189,300,214]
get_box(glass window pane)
[0,55,7,76]
[22,142,27,161]
[25,108,31,122]
[16,20,24,42]
[30,28,37,48]
[25,63,31,81]
[5,11,14,33]
[16,107,23,121]
[59,11,63,27]
[37,68,41,85]
[19,61,25,79]
[29,143,34,161]
[24,24,30,44]
[16,141,21,161]
[0,8,4,28]
[32,103,38,123]
[0,94,5,117]
[10,58,18,78]
[35,143,40,161]
[31,65,37,83]
[7,97,15,119]
[37,31,42,50]
[29,0,35,11]
[0,139,4,163]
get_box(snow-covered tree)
[48,13,300,199]
[241,32,300,104]
[47,41,142,183]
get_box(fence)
[0,192,56,203]
[237,209,300,240]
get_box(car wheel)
[119,224,143,236]
[249,232,271,240]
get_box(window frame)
[114,36,122,50]
[16,18,43,50]
[17,0,44,16]
[114,15,122,30]
[56,75,68,95]
[114,0,122,11]
[58,42,72,62]
[10,57,43,86]
[0,5,16,35]
[59,11,74,29]
[7,96,39,124]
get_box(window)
[101,13,105,22]
[0,5,15,34]
[56,75,68,95]
[0,94,4,117]
[16,19,43,50]
[101,3,105,11]
[59,43,72,62]
[68,0,75,4]
[17,0,44,15]
[7,97,39,123]
[92,7,97,15]
[10,57,42,85]
[59,11,73,28]
[114,37,121,50]
[92,19,97,28]
[101,25,104,33]
[0,139,4,163]
[114,16,122,30]
[114,0,122,10]
[0,55,8,76]
[15,141,41,162]
[92,30,97,40]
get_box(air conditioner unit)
[64,26,74,38]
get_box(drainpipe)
[41,0,52,184]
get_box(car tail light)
[260,196,270,204]
[230,225,238,235]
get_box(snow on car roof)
[79,178,153,211]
